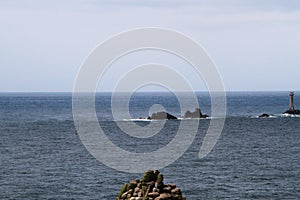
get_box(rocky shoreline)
[116,170,186,200]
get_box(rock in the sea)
[116,170,186,200]
[283,109,300,115]
[184,108,208,119]
[148,111,178,120]
[259,113,270,118]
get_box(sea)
[1,91,300,199]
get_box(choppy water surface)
[1,92,300,199]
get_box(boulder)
[142,170,157,182]
[156,173,163,183]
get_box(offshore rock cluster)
[147,107,208,120]
[116,169,186,200]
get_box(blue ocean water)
[1,92,300,199]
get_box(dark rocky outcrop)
[147,112,178,120]
[116,169,186,200]
[259,113,270,118]
[283,109,300,115]
[184,108,208,119]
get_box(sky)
[0,0,300,92]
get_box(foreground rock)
[184,108,208,119]
[147,112,178,120]
[116,169,186,200]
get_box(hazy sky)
[1,0,300,92]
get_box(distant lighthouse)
[289,92,295,111]
[284,92,300,115]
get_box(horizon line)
[0,90,299,93]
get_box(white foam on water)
[252,113,300,119]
